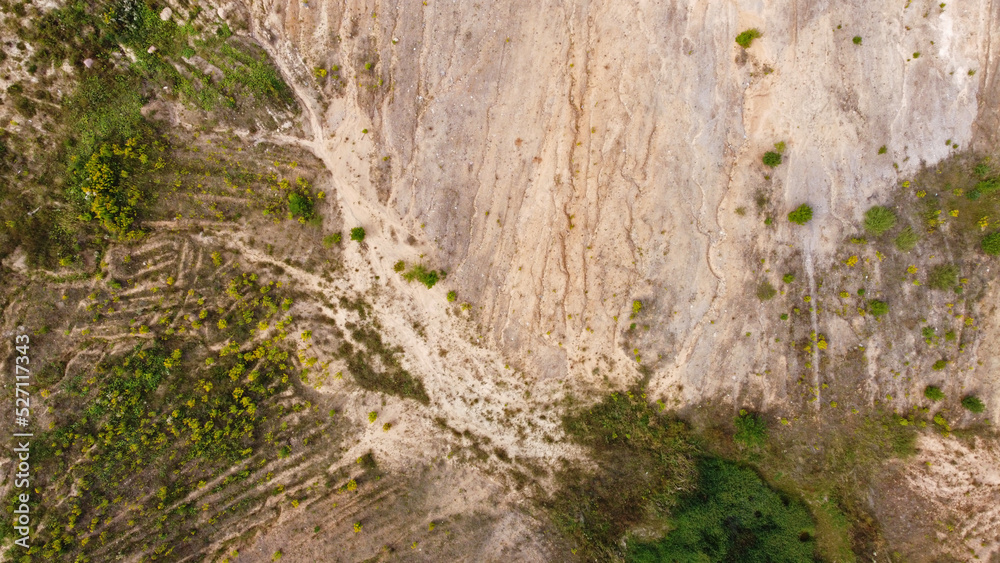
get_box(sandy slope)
[225,0,996,406]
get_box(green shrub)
[733,410,767,448]
[961,395,985,413]
[350,227,366,242]
[788,204,813,225]
[868,299,888,317]
[932,359,948,371]
[446,290,457,302]
[756,280,777,301]
[967,187,982,200]
[981,232,1000,255]
[974,163,991,177]
[878,145,887,154]
[924,386,945,401]
[627,458,815,563]
[322,233,341,247]
[921,326,936,343]
[894,226,919,251]
[393,260,405,272]
[762,151,782,167]
[927,263,959,290]
[863,206,896,235]
[402,265,441,289]
[782,273,795,283]
[287,192,314,219]
[735,28,761,49]
[853,36,863,45]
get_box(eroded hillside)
[0,0,999,561]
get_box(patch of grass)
[894,226,919,251]
[924,386,945,401]
[550,390,698,559]
[982,232,1000,255]
[735,28,762,49]
[926,263,959,290]
[788,204,813,225]
[627,458,817,563]
[867,299,888,317]
[961,396,985,413]
[734,409,767,448]
[322,233,341,247]
[783,273,796,283]
[863,206,896,236]
[757,280,778,301]
[339,323,430,404]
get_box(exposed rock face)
[233,0,997,409]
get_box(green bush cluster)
[401,264,444,289]
[762,151,782,167]
[867,299,888,317]
[350,227,366,242]
[961,396,985,413]
[788,204,813,225]
[924,386,945,401]
[287,192,315,220]
[628,458,816,562]
[735,28,762,49]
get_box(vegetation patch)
[733,409,767,448]
[961,395,985,413]
[400,263,445,289]
[549,390,817,561]
[788,204,814,225]
[926,263,959,290]
[735,28,762,49]
[626,458,816,562]
[863,206,897,236]
[339,321,430,404]
[924,386,945,401]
